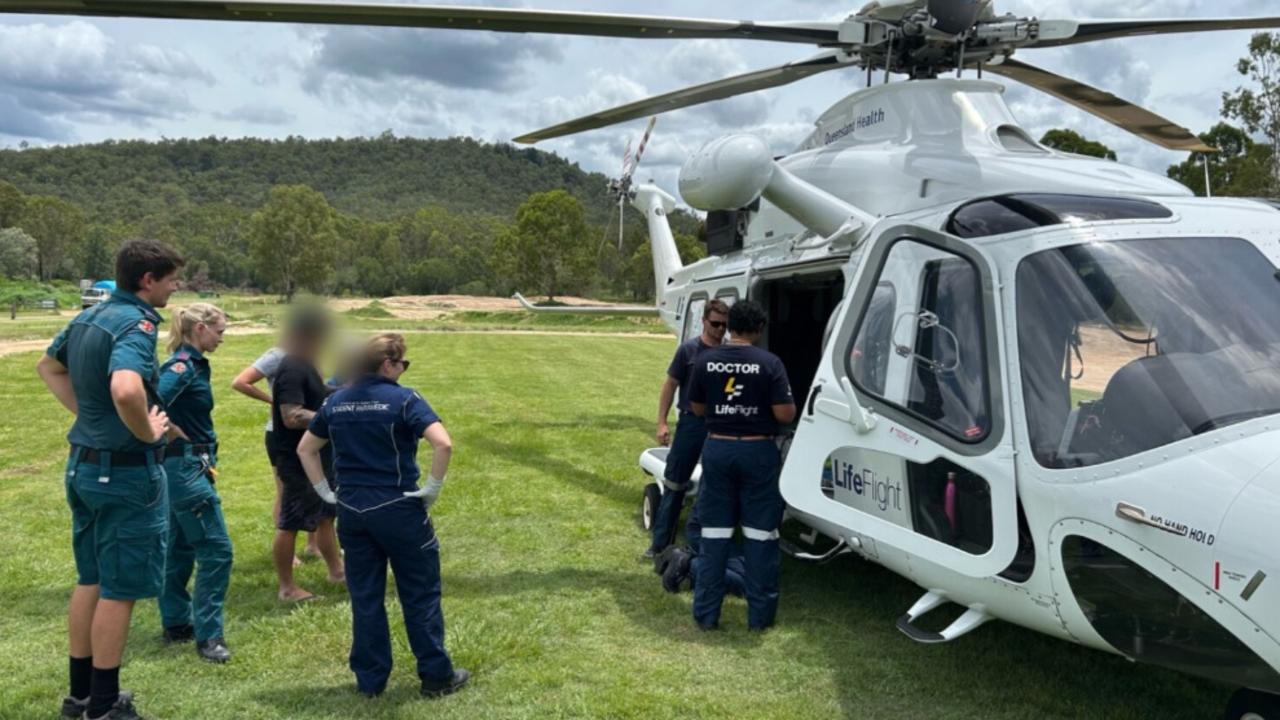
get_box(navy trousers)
[337,492,454,694]
[649,413,706,553]
[692,438,784,629]
[684,502,746,598]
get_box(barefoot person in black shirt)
[270,306,345,601]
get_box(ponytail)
[168,303,225,353]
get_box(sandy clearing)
[0,340,49,358]
[0,329,671,357]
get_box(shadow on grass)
[466,435,638,508]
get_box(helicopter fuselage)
[635,78,1280,695]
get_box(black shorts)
[276,465,335,532]
[265,431,278,468]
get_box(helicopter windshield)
[1017,237,1280,469]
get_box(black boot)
[196,638,231,664]
[421,669,470,698]
[60,691,132,718]
[661,548,693,593]
[162,624,194,645]
[85,693,146,720]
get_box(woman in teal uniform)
[156,303,234,663]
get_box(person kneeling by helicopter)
[654,506,746,597]
[686,300,796,631]
[296,333,469,699]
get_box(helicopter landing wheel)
[1225,689,1280,720]
[641,482,661,531]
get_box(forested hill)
[0,134,620,224]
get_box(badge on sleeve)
[138,319,155,334]
[171,362,187,374]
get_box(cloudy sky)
[0,0,1276,198]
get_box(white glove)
[312,481,337,505]
[403,474,445,510]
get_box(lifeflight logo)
[724,377,744,401]
[833,460,903,513]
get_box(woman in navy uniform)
[156,303,234,663]
[296,333,470,699]
[686,300,796,631]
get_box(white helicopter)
[9,0,1280,716]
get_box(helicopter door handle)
[1115,502,1183,535]
[806,385,823,416]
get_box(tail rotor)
[605,116,657,251]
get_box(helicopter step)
[895,591,992,645]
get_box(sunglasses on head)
[708,321,727,329]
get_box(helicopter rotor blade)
[514,52,849,144]
[0,0,839,44]
[1030,16,1280,48]
[625,116,657,180]
[984,58,1215,153]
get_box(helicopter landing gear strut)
[1225,689,1280,720]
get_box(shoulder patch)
[176,350,191,360]
[137,319,155,335]
[170,362,187,374]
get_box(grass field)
[0,332,1228,719]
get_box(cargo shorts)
[65,450,170,601]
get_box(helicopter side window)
[849,283,895,396]
[683,297,706,341]
[848,240,990,443]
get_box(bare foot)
[278,587,318,603]
[292,555,303,568]
[303,546,322,558]
[327,573,347,585]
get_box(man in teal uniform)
[156,303,234,664]
[37,240,184,720]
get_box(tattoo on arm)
[280,403,316,430]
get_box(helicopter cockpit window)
[1017,237,1280,469]
[947,194,1173,239]
[848,241,990,443]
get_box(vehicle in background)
[80,279,116,309]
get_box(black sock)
[69,656,92,700]
[87,666,120,718]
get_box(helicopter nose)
[1214,452,1280,622]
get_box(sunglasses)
[708,321,727,329]
[396,359,412,370]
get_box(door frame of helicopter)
[781,223,1023,607]
[776,203,1280,693]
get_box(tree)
[1039,129,1117,160]
[625,233,707,301]
[1223,33,1280,185]
[0,180,23,229]
[0,227,37,279]
[249,185,337,301]
[1167,123,1275,197]
[493,190,594,300]
[21,195,86,280]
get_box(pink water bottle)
[944,471,958,536]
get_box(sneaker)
[661,548,693,594]
[162,624,195,644]
[60,691,134,719]
[85,693,146,720]
[196,638,231,664]
[642,547,657,561]
[420,669,470,698]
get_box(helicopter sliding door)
[780,225,1019,577]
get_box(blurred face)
[139,270,181,308]
[193,315,226,354]
[702,310,728,344]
